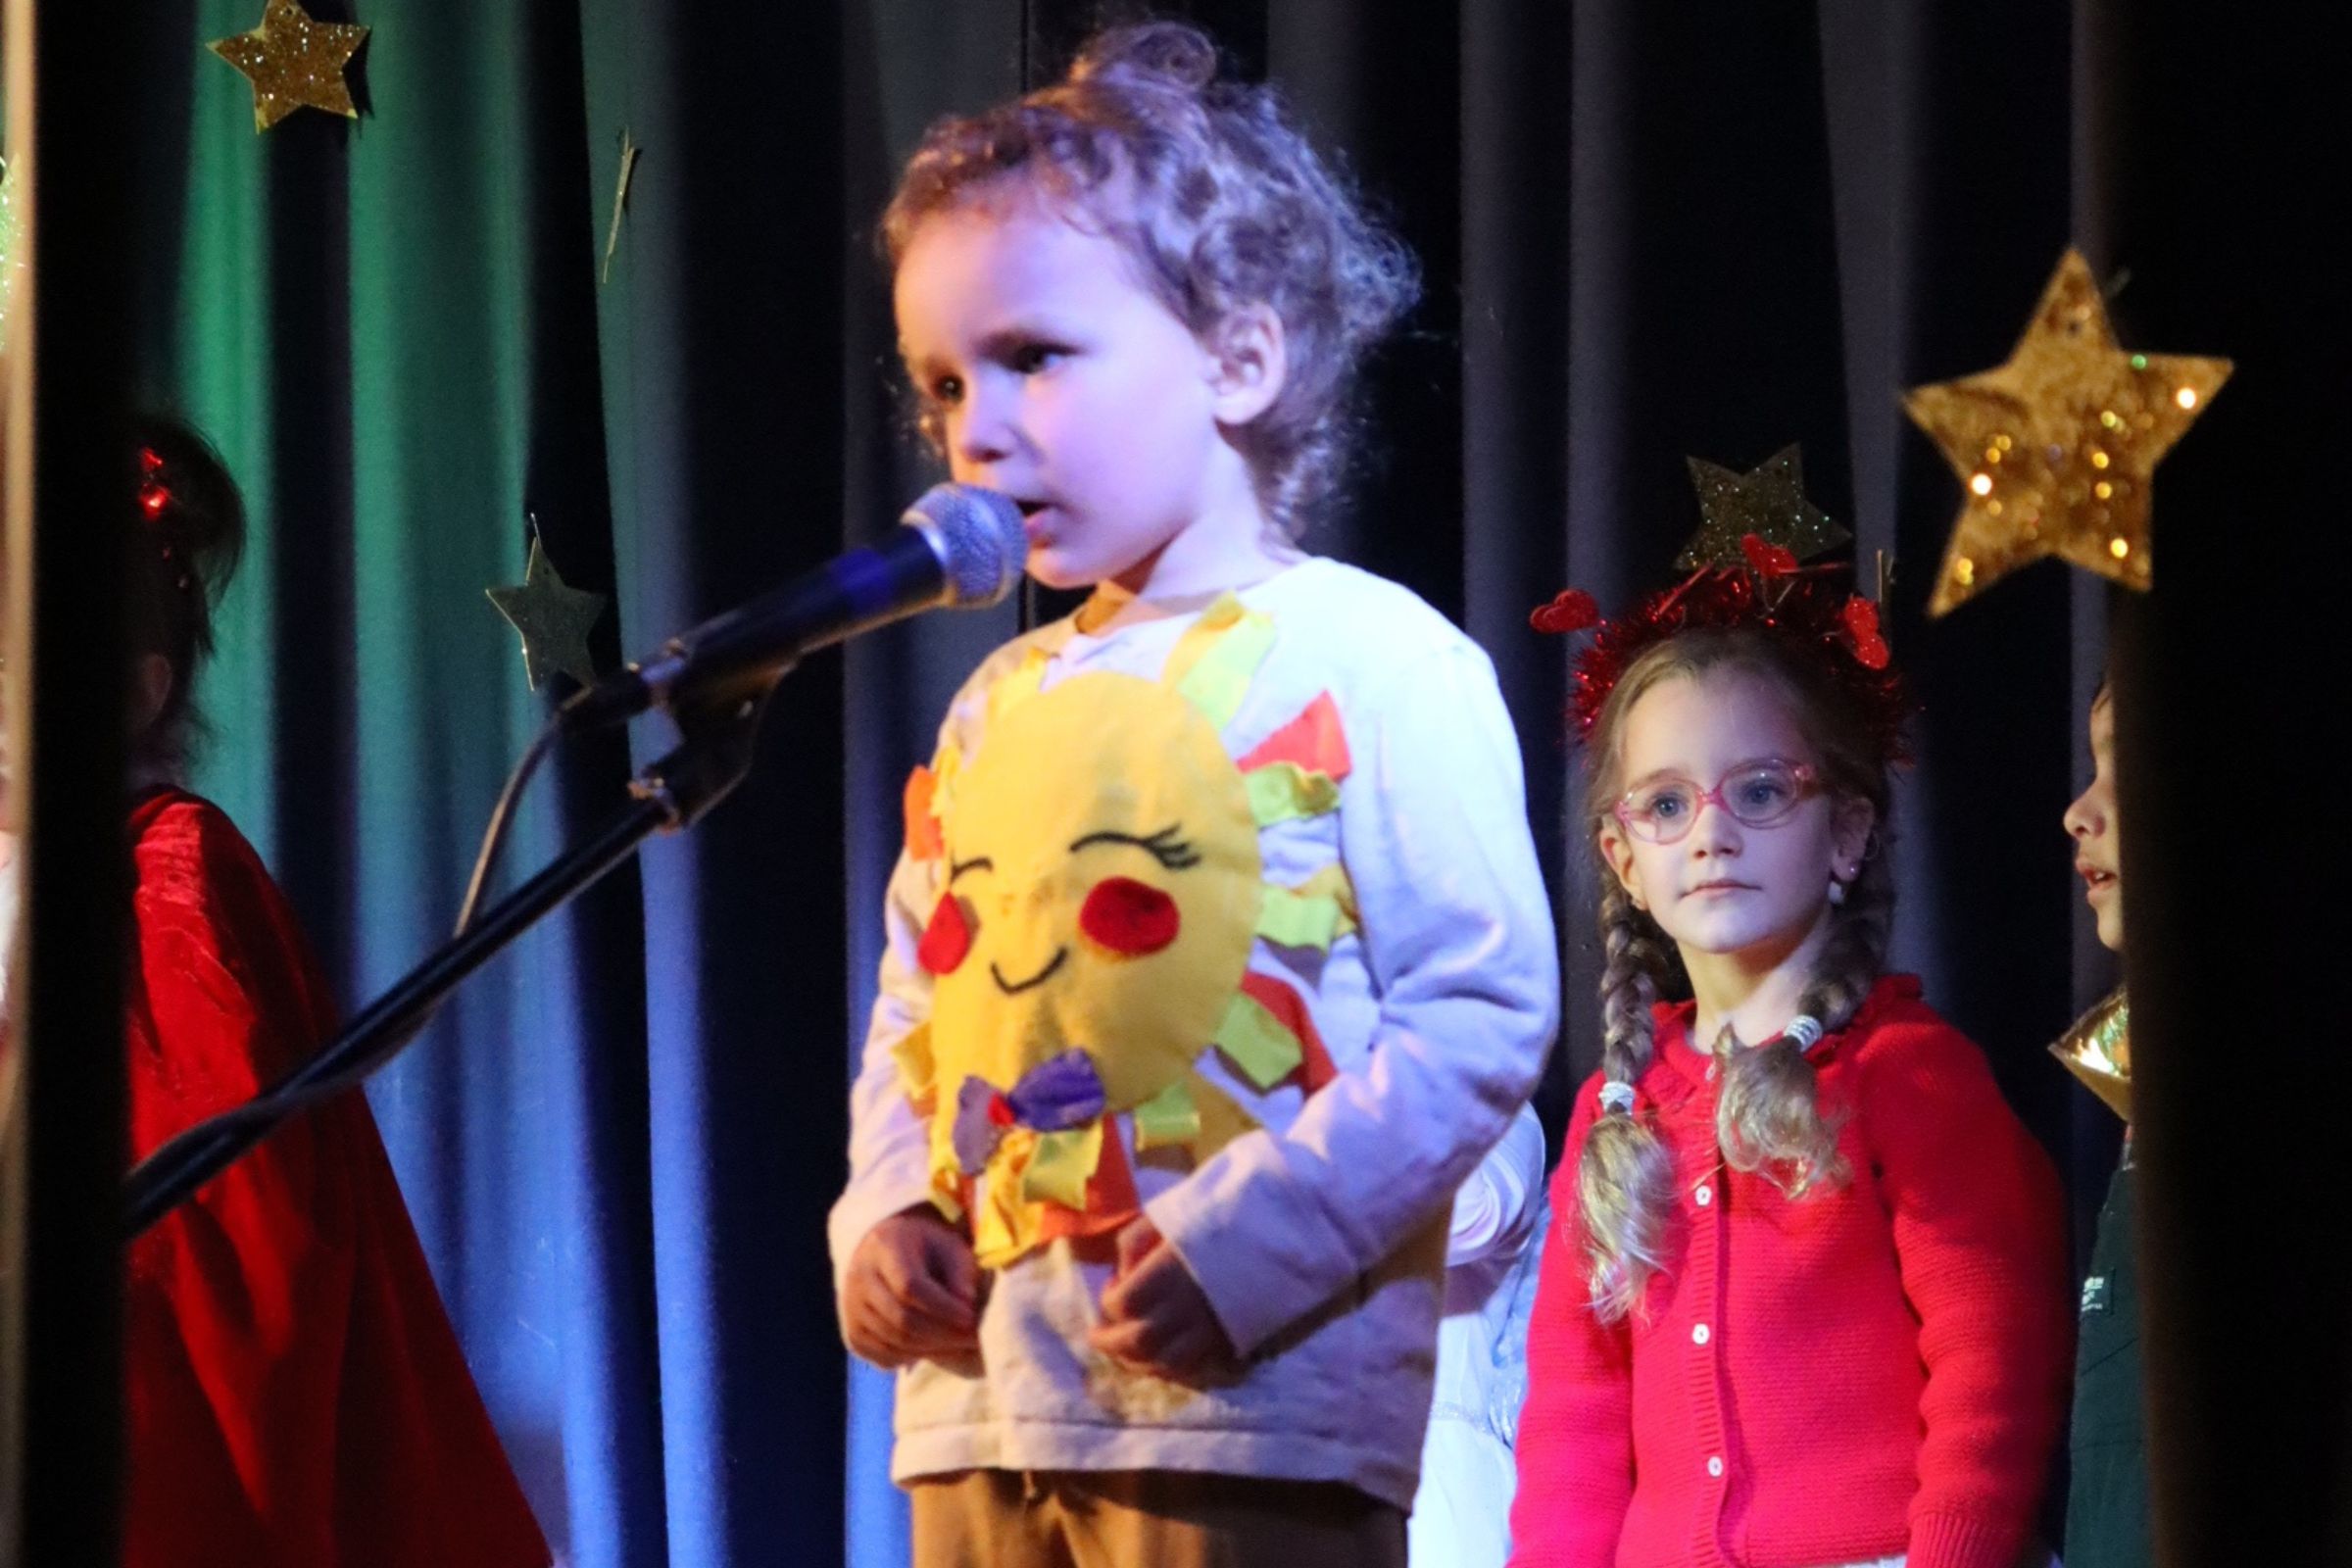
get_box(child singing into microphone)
[830,23,1557,1567]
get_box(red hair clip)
[139,446,172,519]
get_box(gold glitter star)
[487,533,607,690]
[210,0,370,132]
[1676,445,1850,570]
[1905,249,2231,616]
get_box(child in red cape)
[96,417,546,1565]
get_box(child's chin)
[1024,549,1096,592]
[1669,915,1783,958]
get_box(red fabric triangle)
[1236,691,1351,784]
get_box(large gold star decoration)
[1904,249,2231,616]
[487,531,607,690]
[211,0,370,132]
[1676,444,1850,570]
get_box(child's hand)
[842,1206,982,1368]
[1089,1215,1236,1381]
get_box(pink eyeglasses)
[1614,760,1821,845]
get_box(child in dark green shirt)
[2057,681,2147,1568]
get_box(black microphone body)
[564,484,1024,730]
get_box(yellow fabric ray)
[1254,864,1360,951]
[974,1169,1020,1265]
[926,1114,968,1224]
[926,741,964,828]
[1246,762,1341,826]
[1164,595,1277,729]
[986,648,1050,725]
[892,1021,937,1104]
[1132,1077,1201,1151]
[1213,989,1306,1090]
[1186,1071,1259,1160]
[962,1120,1111,1268]
[1021,1121,1105,1208]
[1160,595,1245,688]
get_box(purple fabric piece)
[1005,1050,1107,1132]
[950,1077,1002,1175]
[948,1052,1107,1177]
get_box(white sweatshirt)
[829,557,1559,1509]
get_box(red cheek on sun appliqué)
[917,893,974,975]
[1079,877,1180,956]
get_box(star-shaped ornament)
[1904,248,2231,615]
[487,531,606,690]
[211,0,370,132]
[1676,445,1850,571]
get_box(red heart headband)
[1532,532,1910,760]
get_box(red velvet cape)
[121,789,548,1567]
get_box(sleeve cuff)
[1908,1508,2034,1568]
[827,1165,940,1306]
[1143,1130,1363,1357]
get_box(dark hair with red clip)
[128,414,247,772]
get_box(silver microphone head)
[904,483,1027,608]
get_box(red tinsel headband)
[139,445,194,594]
[1532,533,1911,762]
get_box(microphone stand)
[121,685,775,1240]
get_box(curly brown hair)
[882,21,1419,537]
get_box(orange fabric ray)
[904,764,943,860]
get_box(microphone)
[564,483,1026,730]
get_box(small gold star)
[1676,445,1850,570]
[211,0,370,132]
[487,532,606,690]
[1904,248,2230,615]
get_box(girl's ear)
[1204,304,1288,428]
[1831,795,1877,880]
[1598,820,1648,911]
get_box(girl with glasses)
[1508,569,2070,1568]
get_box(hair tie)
[1782,1015,1824,1052]
[1598,1081,1637,1115]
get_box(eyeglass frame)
[1610,759,1824,845]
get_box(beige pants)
[908,1468,1408,1568]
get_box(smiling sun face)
[923,670,1260,1109]
[897,596,1356,1267]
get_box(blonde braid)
[1712,837,1894,1195]
[1577,879,1681,1321]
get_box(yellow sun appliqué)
[896,596,1357,1267]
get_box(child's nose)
[1689,799,1740,852]
[2064,792,2098,838]
[953,382,1016,466]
